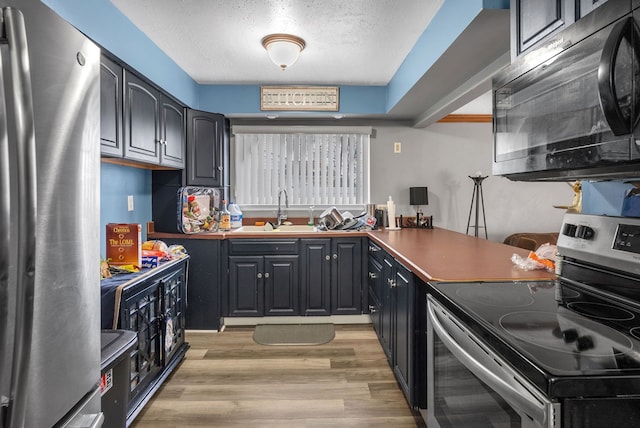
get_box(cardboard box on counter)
[106,223,141,267]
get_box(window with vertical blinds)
[233,127,370,207]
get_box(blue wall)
[41,0,508,117]
[100,163,152,258]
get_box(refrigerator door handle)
[0,8,11,423]
[0,7,38,428]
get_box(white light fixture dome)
[261,33,305,71]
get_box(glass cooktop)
[430,280,640,397]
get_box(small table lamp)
[410,187,428,227]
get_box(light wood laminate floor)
[131,324,425,427]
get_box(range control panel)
[558,214,640,276]
[613,224,640,254]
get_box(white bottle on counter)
[229,202,243,229]
[387,195,398,229]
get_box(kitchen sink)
[230,224,318,233]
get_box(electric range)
[427,214,640,427]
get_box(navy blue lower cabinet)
[300,239,332,316]
[228,254,300,316]
[227,239,300,316]
[228,255,264,316]
[331,237,363,315]
[368,239,423,409]
[393,261,414,404]
[162,238,221,330]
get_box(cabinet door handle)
[368,305,377,313]
[257,272,263,279]
[264,272,270,278]
[369,245,379,252]
[397,272,409,284]
[333,254,338,259]
[369,272,378,279]
[325,255,330,261]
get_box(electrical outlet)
[127,195,134,211]
[393,142,401,153]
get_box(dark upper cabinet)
[186,109,228,187]
[123,71,160,164]
[577,0,611,18]
[123,71,185,168]
[100,55,123,157]
[511,0,574,59]
[510,0,632,61]
[159,96,186,168]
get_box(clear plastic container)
[229,202,243,229]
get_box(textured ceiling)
[110,0,445,86]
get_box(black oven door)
[427,296,559,428]
[493,14,640,180]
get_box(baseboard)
[222,314,372,326]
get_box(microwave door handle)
[598,17,634,136]
[631,20,640,131]
[0,7,37,428]
[428,302,549,427]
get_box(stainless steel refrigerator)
[0,0,103,426]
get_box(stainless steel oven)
[493,4,640,181]
[427,214,640,428]
[427,295,559,428]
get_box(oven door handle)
[428,302,550,427]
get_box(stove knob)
[563,223,578,237]
[576,225,595,240]
[577,335,594,351]
[562,328,578,343]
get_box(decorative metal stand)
[466,175,488,239]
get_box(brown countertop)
[149,227,555,284]
[367,227,555,283]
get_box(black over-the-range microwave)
[493,2,640,181]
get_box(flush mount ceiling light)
[261,33,305,71]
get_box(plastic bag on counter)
[168,244,188,258]
[511,243,557,272]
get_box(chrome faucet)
[276,188,289,227]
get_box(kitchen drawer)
[228,238,299,255]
